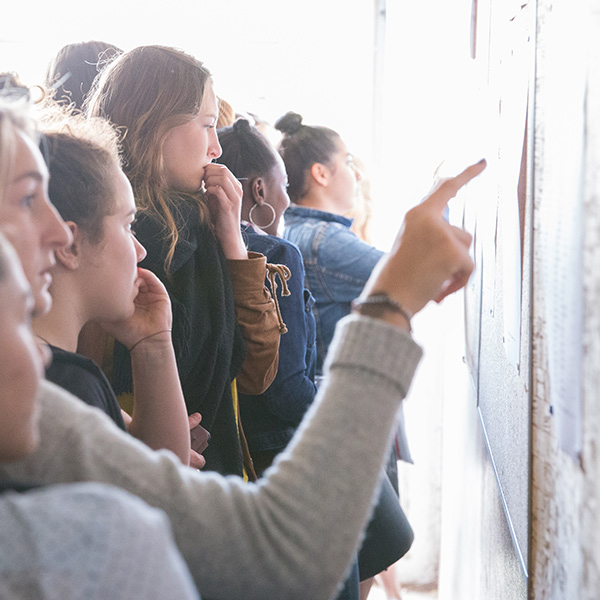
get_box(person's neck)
[297,190,345,216]
[33,279,87,353]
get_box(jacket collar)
[284,205,353,228]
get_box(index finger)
[204,163,238,182]
[422,159,486,213]
[203,168,243,194]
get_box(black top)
[46,345,127,431]
[0,479,40,494]
[113,200,246,476]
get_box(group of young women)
[0,41,485,599]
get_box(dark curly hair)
[216,118,277,178]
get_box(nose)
[42,197,72,249]
[134,235,147,263]
[351,163,362,183]
[208,129,222,160]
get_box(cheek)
[192,132,210,161]
[119,238,141,284]
[346,169,358,190]
[2,231,35,278]
[276,192,290,216]
[169,126,205,158]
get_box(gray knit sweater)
[0,315,422,600]
[0,484,199,599]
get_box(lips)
[39,257,56,286]
[39,270,52,288]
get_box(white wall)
[1,0,374,168]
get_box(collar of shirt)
[284,205,354,228]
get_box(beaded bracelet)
[350,293,413,332]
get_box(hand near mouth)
[203,163,247,260]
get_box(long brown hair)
[45,41,122,110]
[86,45,212,272]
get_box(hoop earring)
[249,202,277,229]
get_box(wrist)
[128,330,172,354]
[351,294,413,332]
[220,235,248,260]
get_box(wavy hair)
[39,103,122,244]
[45,41,122,111]
[86,45,213,273]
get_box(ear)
[250,176,266,206]
[310,162,330,187]
[54,222,81,271]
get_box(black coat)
[113,200,246,476]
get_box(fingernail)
[478,158,486,165]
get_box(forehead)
[111,167,136,213]
[13,130,49,183]
[200,84,218,114]
[271,153,288,181]
[334,138,349,155]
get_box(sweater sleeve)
[0,483,199,599]
[0,315,422,600]
[228,251,281,394]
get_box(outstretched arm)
[3,161,484,599]
[360,159,486,322]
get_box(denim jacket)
[283,205,383,374]
[238,224,318,453]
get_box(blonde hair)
[346,156,373,244]
[87,45,213,273]
[217,97,236,128]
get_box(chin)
[177,176,204,194]
[123,303,137,321]
[33,291,53,318]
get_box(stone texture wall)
[436,1,600,598]
[531,1,600,598]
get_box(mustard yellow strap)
[232,380,257,482]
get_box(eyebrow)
[13,171,44,184]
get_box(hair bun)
[275,111,303,135]
[233,118,252,134]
